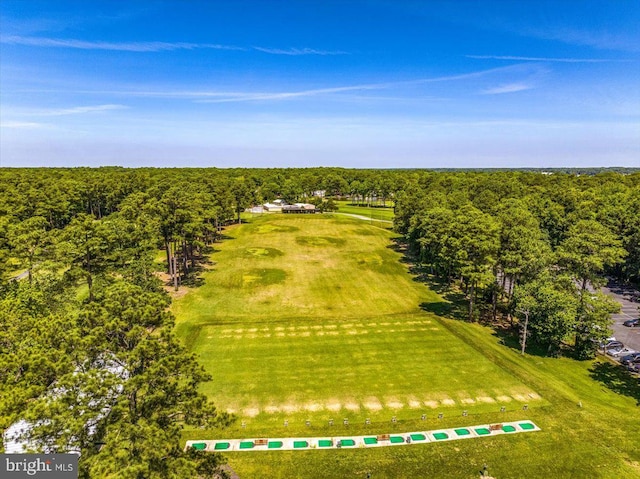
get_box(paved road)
[603,279,640,352]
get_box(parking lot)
[602,279,640,353]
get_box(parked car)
[601,340,624,350]
[607,347,637,358]
[627,361,640,373]
[620,352,640,365]
[623,318,640,327]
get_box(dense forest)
[1,167,639,477]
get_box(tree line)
[1,167,639,476]
[394,170,639,358]
[0,166,408,477]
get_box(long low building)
[282,203,316,214]
[263,203,282,212]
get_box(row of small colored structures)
[186,420,539,452]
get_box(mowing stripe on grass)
[185,420,540,452]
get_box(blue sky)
[1,1,638,168]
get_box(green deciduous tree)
[512,274,577,355]
[556,219,626,356]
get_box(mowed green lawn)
[335,200,395,222]
[174,214,640,478]
[173,214,539,422]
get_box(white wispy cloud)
[0,35,244,52]
[481,83,534,95]
[467,54,629,63]
[0,35,348,55]
[36,104,129,116]
[0,121,44,129]
[528,28,640,53]
[252,47,348,56]
[195,65,529,103]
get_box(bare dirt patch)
[363,397,383,411]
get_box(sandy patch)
[281,403,300,414]
[512,394,527,402]
[234,329,244,333]
[276,332,285,337]
[316,331,325,336]
[304,402,323,412]
[363,397,383,411]
[441,398,456,406]
[243,408,260,418]
[424,400,439,408]
[477,396,496,403]
[379,322,391,326]
[407,396,422,409]
[344,402,360,412]
[346,329,358,335]
[263,406,280,414]
[246,334,257,339]
[366,323,377,327]
[385,398,404,409]
[326,400,342,412]
[248,328,258,333]
[496,395,513,402]
[325,324,337,329]
[233,335,243,340]
[300,331,311,337]
[430,327,440,331]
[528,392,541,399]
[275,327,285,331]
[460,398,476,405]
[311,325,323,330]
[326,331,339,336]
[341,323,354,328]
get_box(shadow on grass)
[489,328,558,358]
[589,361,640,406]
[413,266,468,322]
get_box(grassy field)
[335,200,394,222]
[173,214,640,478]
